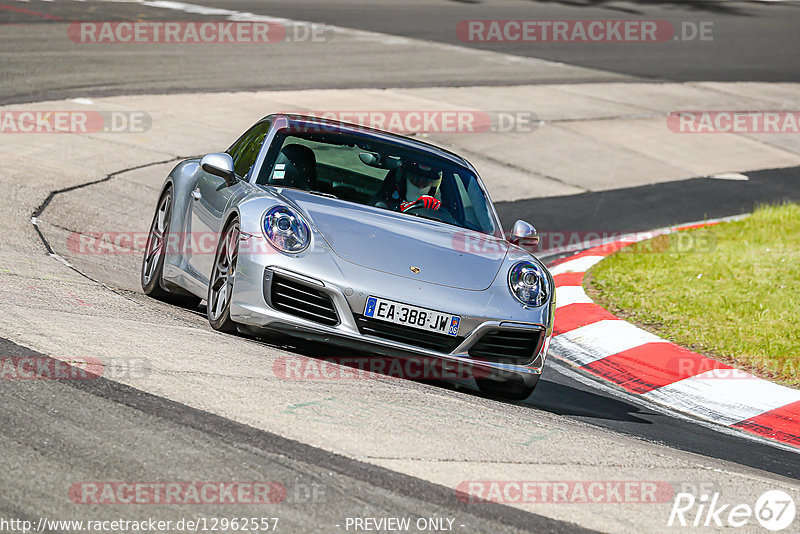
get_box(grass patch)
[587,203,800,388]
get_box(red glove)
[401,195,441,212]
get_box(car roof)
[264,113,471,168]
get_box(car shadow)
[525,368,655,424]
[238,330,656,425]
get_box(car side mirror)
[200,153,236,186]
[508,220,540,247]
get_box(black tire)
[477,373,539,401]
[207,217,240,333]
[141,187,201,308]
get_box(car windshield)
[256,128,499,236]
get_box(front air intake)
[270,273,339,326]
[468,329,543,364]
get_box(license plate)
[364,296,460,337]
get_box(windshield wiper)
[265,185,338,199]
[308,190,338,199]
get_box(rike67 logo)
[669,489,796,531]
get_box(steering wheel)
[402,204,458,225]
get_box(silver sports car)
[141,114,554,399]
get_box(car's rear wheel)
[477,373,539,401]
[207,218,240,333]
[141,188,201,307]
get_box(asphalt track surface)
[191,0,800,82]
[2,0,800,104]
[2,0,800,532]
[496,165,800,235]
[0,337,585,533]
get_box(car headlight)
[263,206,310,253]
[508,261,549,307]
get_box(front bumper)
[228,237,552,379]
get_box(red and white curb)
[547,220,800,449]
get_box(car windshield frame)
[255,126,502,237]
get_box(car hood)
[280,189,509,290]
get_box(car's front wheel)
[141,187,201,308]
[207,217,240,333]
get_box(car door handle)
[191,188,202,201]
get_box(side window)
[227,121,271,179]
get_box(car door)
[188,121,271,281]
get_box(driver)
[373,161,442,212]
